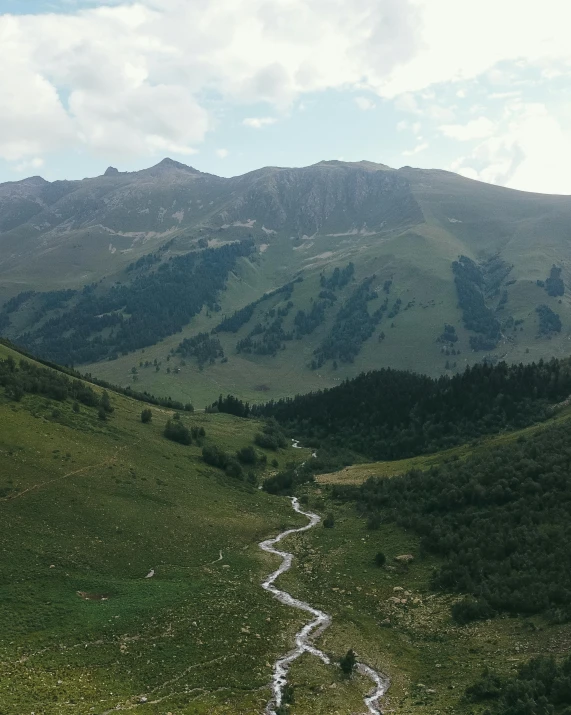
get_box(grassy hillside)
[2,342,571,713]
[2,161,571,406]
[0,342,315,714]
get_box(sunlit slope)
[0,342,314,714]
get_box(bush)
[100,390,114,413]
[340,649,357,676]
[190,426,206,444]
[374,552,386,567]
[98,406,107,421]
[202,444,229,469]
[225,458,244,480]
[451,597,494,624]
[254,420,288,451]
[255,432,280,450]
[141,408,152,423]
[367,512,382,530]
[237,445,258,464]
[164,419,191,445]
[323,513,335,528]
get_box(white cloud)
[242,116,278,129]
[448,102,571,194]
[402,142,428,156]
[440,117,496,141]
[396,120,408,131]
[216,148,229,158]
[0,0,423,165]
[377,0,571,98]
[14,157,44,173]
[354,96,376,111]
[1,0,571,193]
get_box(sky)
[1,0,571,193]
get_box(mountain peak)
[153,157,196,171]
[314,159,392,172]
[104,166,119,177]
[136,157,203,179]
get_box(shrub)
[374,552,386,567]
[100,390,114,413]
[323,513,335,528]
[202,444,229,469]
[340,649,357,676]
[164,419,191,445]
[237,445,258,464]
[225,459,244,480]
[141,408,152,423]
[451,597,494,624]
[367,512,382,530]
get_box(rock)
[395,554,414,563]
[393,586,404,592]
[104,166,119,176]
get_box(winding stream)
[259,441,390,713]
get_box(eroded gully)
[259,441,390,714]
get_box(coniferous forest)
[9,241,253,365]
[333,421,571,623]
[254,359,571,459]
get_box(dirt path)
[0,458,116,503]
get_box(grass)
[0,342,315,714]
[84,213,571,409]
[4,162,571,409]
[3,340,571,714]
[276,495,571,714]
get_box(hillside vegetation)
[0,341,315,714]
[253,358,571,459]
[2,159,571,405]
[2,340,571,713]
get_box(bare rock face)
[219,162,422,235]
[104,166,119,176]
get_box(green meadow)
[2,341,571,714]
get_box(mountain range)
[1,157,570,406]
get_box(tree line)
[253,358,571,460]
[333,419,571,623]
[466,656,571,714]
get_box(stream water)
[259,457,390,714]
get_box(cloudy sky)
[1,0,571,193]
